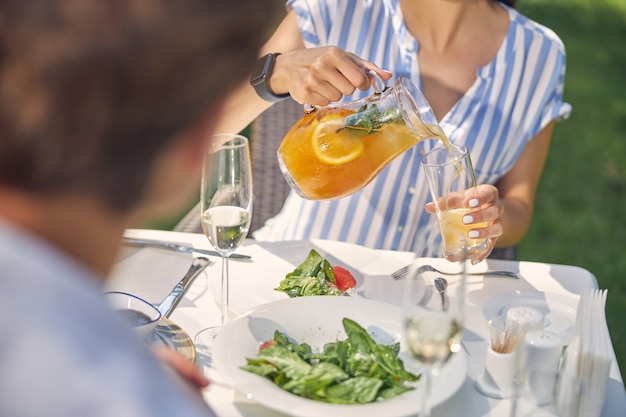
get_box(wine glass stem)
[421,368,433,417]
[220,255,230,326]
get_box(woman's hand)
[270,46,392,106]
[425,184,503,263]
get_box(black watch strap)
[250,53,290,102]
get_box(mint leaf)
[343,104,404,134]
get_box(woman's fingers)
[463,184,499,209]
[273,46,392,105]
[425,183,504,263]
[462,203,501,224]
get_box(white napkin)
[106,246,194,305]
[556,288,611,417]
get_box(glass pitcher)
[277,76,454,200]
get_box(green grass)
[518,0,626,381]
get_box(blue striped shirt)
[254,0,571,256]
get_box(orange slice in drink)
[312,114,364,165]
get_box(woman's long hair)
[495,0,517,7]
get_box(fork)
[391,264,520,280]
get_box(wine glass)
[194,134,252,354]
[402,247,467,417]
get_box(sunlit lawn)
[518,0,626,381]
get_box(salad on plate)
[241,317,419,404]
[275,249,357,297]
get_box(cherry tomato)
[332,265,357,291]
[259,340,276,350]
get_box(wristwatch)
[250,53,290,102]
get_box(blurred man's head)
[0,0,281,217]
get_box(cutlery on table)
[392,264,520,280]
[156,256,210,318]
[434,277,449,311]
[123,237,251,260]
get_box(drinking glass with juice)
[422,145,489,261]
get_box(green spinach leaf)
[275,249,343,297]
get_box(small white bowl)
[105,291,161,337]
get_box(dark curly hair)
[0,0,282,212]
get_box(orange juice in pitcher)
[277,76,457,200]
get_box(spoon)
[434,277,448,311]
[157,256,210,318]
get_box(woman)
[215,0,571,262]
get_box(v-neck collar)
[389,0,515,127]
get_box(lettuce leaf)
[275,249,342,297]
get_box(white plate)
[213,296,467,417]
[482,290,579,344]
[211,239,420,315]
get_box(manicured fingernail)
[462,215,473,224]
[471,259,480,265]
[469,198,479,207]
[468,230,479,238]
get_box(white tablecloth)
[111,229,625,417]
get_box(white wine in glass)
[405,313,463,366]
[403,256,466,417]
[195,134,252,355]
[202,206,250,253]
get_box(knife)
[156,256,210,318]
[122,237,251,260]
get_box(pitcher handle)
[302,70,388,114]
[369,71,388,95]
[303,103,316,114]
